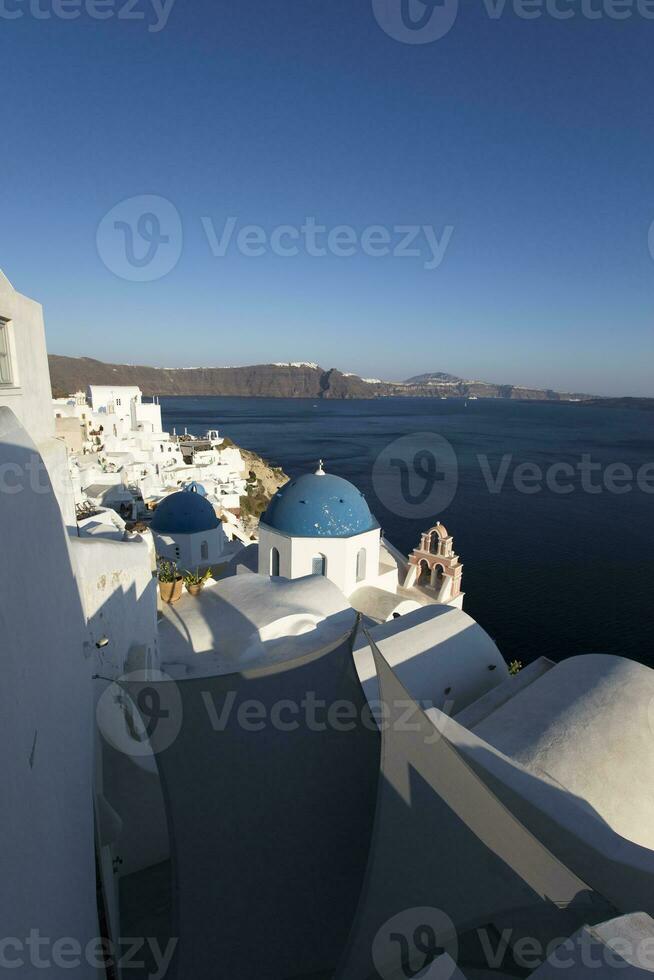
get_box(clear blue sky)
[2,0,654,395]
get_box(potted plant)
[183,567,213,597]
[158,558,183,604]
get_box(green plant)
[183,567,212,587]
[157,558,180,583]
[508,659,523,676]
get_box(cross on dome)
[315,460,326,476]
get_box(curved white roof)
[474,653,654,849]
[354,604,508,715]
[159,573,356,678]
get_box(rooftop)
[151,486,220,535]
[261,466,379,539]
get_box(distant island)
[49,355,593,402]
[583,396,654,411]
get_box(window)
[270,547,280,577]
[0,321,14,386]
[356,548,367,582]
[312,554,327,577]
[201,541,209,561]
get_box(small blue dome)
[152,487,220,535]
[183,481,208,497]
[261,471,379,538]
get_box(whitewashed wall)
[0,274,77,526]
[259,525,382,597]
[0,408,100,977]
[152,525,227,571]
[0,274,54,443]
[71,534,159,681]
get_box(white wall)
[132,398,162,433]
[88,385,141,422]
[0,273,54,444]
[152,525,227,571]
[354,604,509,715]
[0,407,100,977]
[70,534,159,681]
[0,274,77,526]
[259,525,382,597]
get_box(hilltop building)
[53,382,249,548]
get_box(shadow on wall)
[119,626,381,980]
[335,643,617,980]
[0,408,100,978]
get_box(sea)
[161,396,654,669]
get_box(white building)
[0,270,76,524]
[256,461,461,622]
[54,384,248,526]
[258,462,387,594]
[151,484,229,570]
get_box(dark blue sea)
[161,397,654,668]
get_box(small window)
[270,547,280,577]
[356,548,367,582]
[201,541,209,561]
[312,554,327,577]
[0,321,14,386]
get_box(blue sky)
[2,0,654,395]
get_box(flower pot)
[160,577,183,604]
[187,583,203,597]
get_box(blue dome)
[183,481,208,497]
[261,471,379,538]
[151,487,220,535]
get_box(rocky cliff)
[49,355,590,402]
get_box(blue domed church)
[258,462,385,597]
[151,485,227,570]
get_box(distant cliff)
[49,355,591,402]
